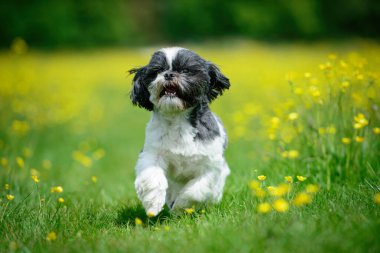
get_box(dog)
[129,47,230,216]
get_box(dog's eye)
[181,69,189,74]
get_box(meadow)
[1,39,380,253]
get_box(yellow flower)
[30,168,40,176]
[355,136,364,143]
[341,138,351,145]
[271,117,280,128]
[309,86,321,97]
[135,217,143,225]
[58,197,64,203]
[254,188,266,198]
[6,194,15,201]
[297,176,307,182]
[1,157,8,167]
[294,87,303,95]
[51,186,63,193]
[164,226,170,231]
[249,180,260,190]
[91,176,98,183]
[16,156,24,169]
[281,151,289,158]
[201,209,206,214]
[374,193,380,205]
[185,208,195,214]
[293,192,312,206]
[257,175,266,181]
[31,175,40,183]
[288,112,299,121]
[353,113,368,129]
[288,150,299,159]
[147,212,155,218]
[284,176,293,183]
[306,184,319,194]
[46,231,57,241]
[326,126,336,135]
[270,184,290,197]
[318,127,325,135]
[257,202,271,214]
[5,183,10,190]
[93,148,105,160]
[273,199,289,212]
[304,72,312,79]
[42,159,52,170]
[341,81,350,89]
[373,128,380,135]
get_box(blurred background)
[1,0,379,49]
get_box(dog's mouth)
[159,84,179,98]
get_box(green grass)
[1,41,380,252]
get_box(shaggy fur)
[129,47,230,216]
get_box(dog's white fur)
[134,48,230,215]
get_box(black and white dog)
[129,47,230,216]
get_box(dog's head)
[129,47,230,113]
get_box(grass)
[1,40,380,252]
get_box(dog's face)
[130,47,230,113]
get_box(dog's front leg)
[135,154,168,216]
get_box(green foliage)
[0,0,380,48]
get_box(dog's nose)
[164,72,175,81]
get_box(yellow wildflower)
[31,175,40,183]
[257,175,266,181]
[373,128,380,134]
[1,157,8,167]
[341,138,351,145]
[288,150,299,159]
[23,148,32,158]
[58,197,64,203]
[294,87,303,95]
[46,231,57,241]
[30,168,40,176]
[267,186,276,193]
[273,199,289,212]
[135,217,143,225]
[249,180,260,190]
[293,192,312,206]
[288,112,299,121]
[147,212,155,218]
[306,184,319,194]
[374,193,380,205]
[93,148,105,160]
[201,209,206,214]
[326,126,336,135]
[355,136,364,143]
[16,156,24,169]
[270,184,290,197]
[281,151,289,158]
[318,128,325,135]
[304,72,312,78]
[257,202,271,214]
[51,186,63,193]
[309,86,321,97]
[91,176,98,183]
[297,176,307,182]
[284,176,293,183]
[185,208,195,214]
[254,188,266,198]
[271,117,280,128]
[353,113,368,129]
[341,81,350,89]
[42,159,52,170]
[5,184,10,190]
[6,194,15,201]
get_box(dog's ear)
[129,67,154,111]
[207,63,230,102]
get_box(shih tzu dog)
[129,47,230,216]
